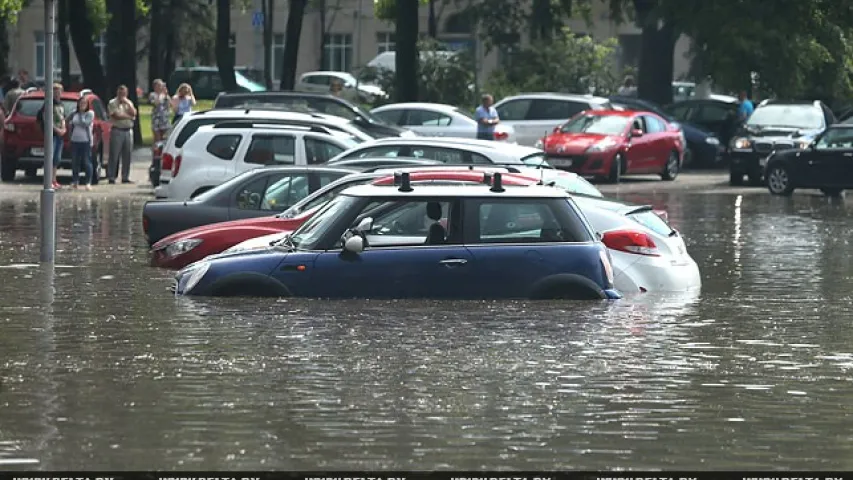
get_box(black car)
[143,166,355,246]
[764,124,853,197]
[665,98,741,146]
[728,100,837,185]
[213,91,412,139]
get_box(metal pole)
[40,0,57,264]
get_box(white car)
[295,71,387,104]
[157,108,376,187]
[370,102,516,142]
[572,195,701,294]
[156,124,361,201]
[493,93,613,146]
[328,137,548,167]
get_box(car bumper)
[545,153,611,176]
[611,251,702,294]
[728,150,765,176]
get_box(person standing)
[45,83,67,189]
[107,85,137,184]
[329,80,343,97]
[737,90,754,122]
[617,75,638,97]
[170,83,196,124]
[475,94,500,141]
[69,97,95,190]
[148,79,171,143]
[2,78,23,116]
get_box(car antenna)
[398,172,413,192]
[490,172,505,192]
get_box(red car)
[539,109,684,183]
[2,88,112,182]
[150,169,539,270]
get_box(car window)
[405,110,452,127]
[643,115,666,133]
[206,134,241,160]
[629,210,674,236]
[196,72,224,92]
[289,178,372,216]
[318,173,346,187]
[371,109,403,125]
[527,99,586,121]
[246,135,296,165]
[91,99,108,121]
[546,175,603,197]
[304,136,347,164]
[234,174,284,210]
[747,105,824,130]
[176,118,221,148]
[340,145,403,160]
[496,99,532,121]
[695,104,732,122]
[410,147,491,164]
[560,114,630,135]
[307,99,356,120]
[261,174,311,211]
[816,129,853,149]
[365,200,454,246]
[15,98,78,117]
[476,201,568,243]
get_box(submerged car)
[173,174,622,300]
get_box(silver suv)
[493,93,612,146]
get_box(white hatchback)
[157,124,361,201]
[370,102,517,142]
[328,137,548,167]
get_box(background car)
[764,124,853,197]
[323,157,445,171]
[168,66,266,100]
[143,166,355,245]
[370,102,516,142]
[295,71,387,104]
[2,88,111,182]
[494,92,613,146]
[213,91,412,138]
[665,97,740,148]
[327,137,547,166]
[728,99,836,185]
[538,109,684,182]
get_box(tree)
[215,0,236,91]
[316,0,343,71]
[262,0,274,89]
[395,0,419,101]
[279,0,308,90]
[106,0,139,142]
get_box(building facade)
[8,0,692,90]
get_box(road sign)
[252,10,264,28]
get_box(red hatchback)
[2,88,112,182]
[150,169,539,270]
[539,110,683,183]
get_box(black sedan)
[765,125,853,196]
[143,166,355,246]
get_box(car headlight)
[164,238,203,258]
[731,137,751,150]
[180,261,210,293]
[534,138,544,149]
[585,138,618,153]
[705,137,720,145]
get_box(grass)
[138,99,215,146]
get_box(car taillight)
[601,229,660,257]
[172,155,182,177]
[142,214,149,234]
[494,131,509,141]
[161,152,173,170]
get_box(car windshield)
[287,194,359,250]
[192,169,260,203]
[560,114,630,135]
[746,105,824,130]
[546,175,603,197]
[279,177,375,218]
[16,98,79,117]
[521,153,551,168]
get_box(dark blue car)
[174,174,622,300]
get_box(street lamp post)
[40,0,57,263]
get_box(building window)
[271,34,286,82]
[34,31,61,81]
[94,34,107,67]
[322,33,352,72]
[377,32,395,54]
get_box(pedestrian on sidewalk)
[69,96,95,190]
[148,79,171,143]
[617,75,637,97]
[737,91,754,122]
[475,94,500,141]
[107,85,137,184]
[171,83,196,125]
[45,82,66,189]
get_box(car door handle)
[439,258,468,266]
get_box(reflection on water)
[1,194,853,470]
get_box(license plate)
[31,147,44,157]
[548,158,573,167]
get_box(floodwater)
[2,189,853,470]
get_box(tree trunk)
[69,0,107,99]
[57,0,71,88]
[0,18,8,76]
[636,20,676,105]
[395,0,418,101]
[106,0,140,143]
[279,0,307,91]
[216,0,237,91]
[262,0,274,89]
[318,0,327,70]
[148,0,163,88]
[428,0,437,38]
[163,0,176,81]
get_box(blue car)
[174,173,622,300]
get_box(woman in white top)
[69,97,95,189]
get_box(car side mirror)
[343,235,364,254]
[354,216,373,233]
[631,129,644,138]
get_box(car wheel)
[661,151,679,181]
[607,154,622,184]
[729,170,744,186]
[820,188,843,197]
[766,165,794,196]
[0,158,17,182]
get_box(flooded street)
[2,186,853,470]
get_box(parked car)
[2,88,112,182]
[156,123,361,201]
[493,93,613,146]
[728,100,836,185]
[213,91,413,139]
[611,96,724,168]
[536,109,684,182]
[150,169,539,270]
[327,137,547,167]
[168,67,266,100]
[672,81,696,101]
[664,97,741,148]
[370,102,516,142]
[764,124,853,197]
[155,108,374,189]
[324,157,445,171]
[295,71,387,104]
[172,178,622,300]
[143,166,355,246]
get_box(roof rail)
[79,89,93,97]
[211,121,333,135]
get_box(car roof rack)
[211,121,333,134]
[371,164,516,174]
[394,172,414,192]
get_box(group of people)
[147,79,197,143]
